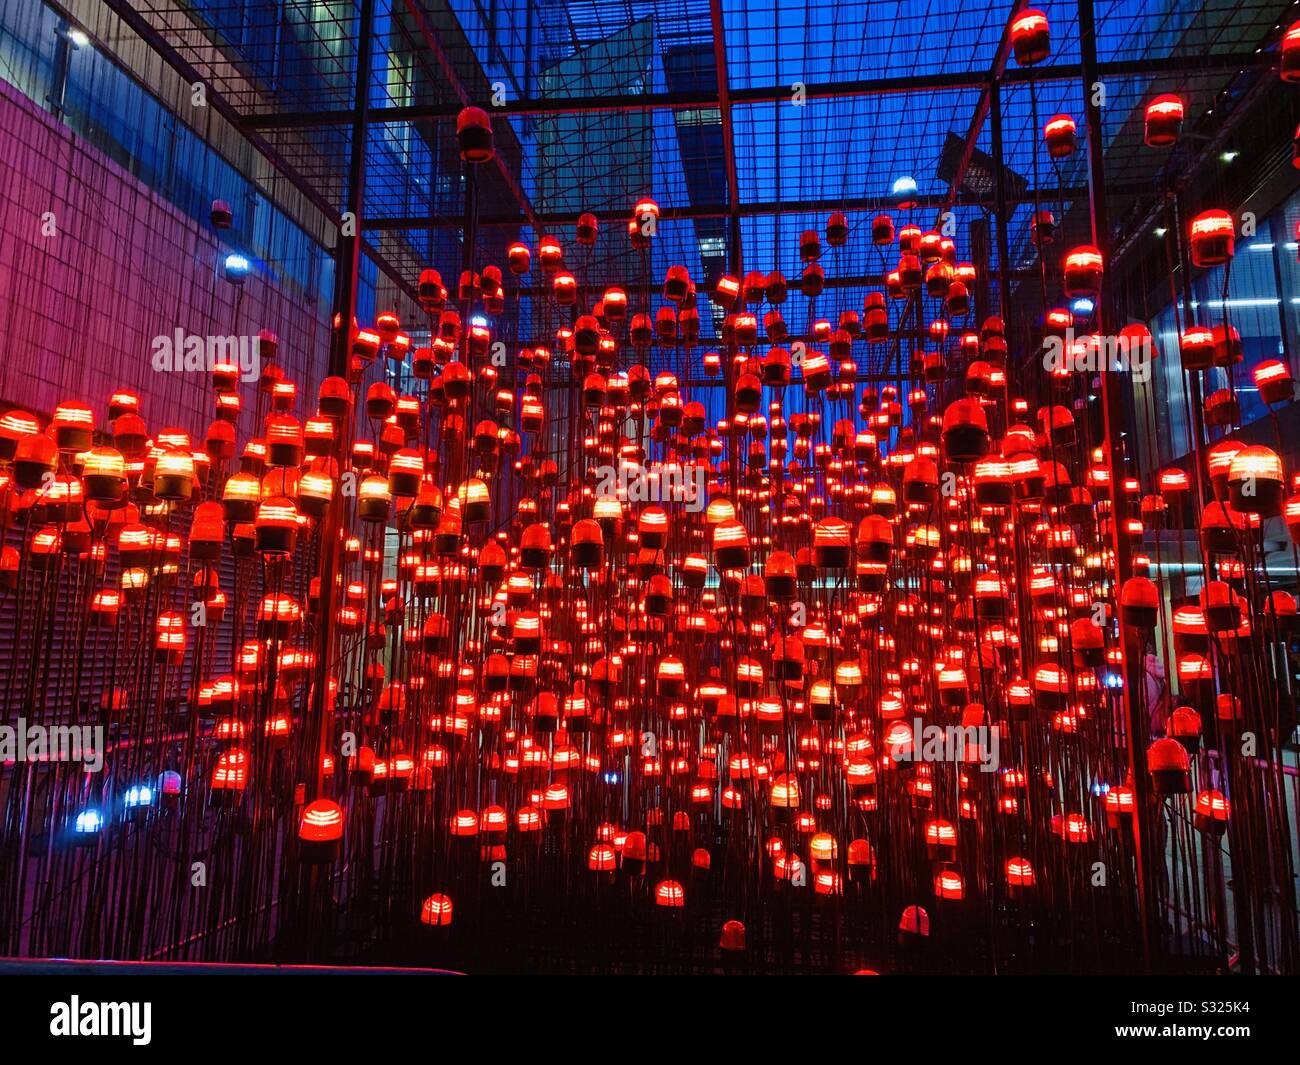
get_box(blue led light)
[891,175,918,203]
[1071,297,1095,315]
[223,252,251,283]
[75,807,104,834]
[124,783,154,809]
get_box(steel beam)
[990,80,1013,315]
[361,184,1155,231]
[329,3,372,379]
[310,0,376,824]
[708,0,742,277]
[239,51,1269,130]
[939,0,1030,216]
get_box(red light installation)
[1009,9,1050,67]
[1144,94,1184,147]
[1283,21,1300,83]
[1,80,1298,978]
[1043,114,1076,158]
[1188,210,1235,267]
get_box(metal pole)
[709,0,742,279]
[311,0,375,801]
[990,81,1012,319]
[1079,0,1155,970]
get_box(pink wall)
[0,78,331,437]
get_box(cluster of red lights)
[0,10,1297,973]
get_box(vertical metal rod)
[729,213,743,279]
[312,0,376,800]
[938,0,1029,218]
[1079,0,1155,969]
[990,80,1012,319]
[453,165,479,489]
[1171,192,1261,973]
[329,0,374,378]
[1268,232,1294,373]
[709,0,742,279]
[1172,194,1207,518]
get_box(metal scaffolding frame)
[83,1,1298,319]
[236,50,1270,129]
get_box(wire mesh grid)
[113,0,1299,339]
